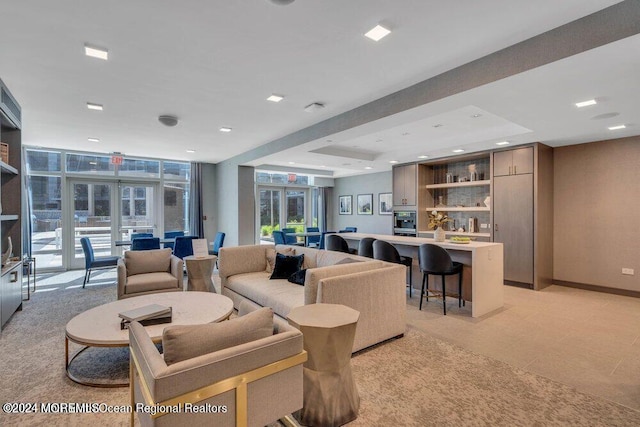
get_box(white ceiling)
[1,0,637,177]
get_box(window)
[119,158,160,178]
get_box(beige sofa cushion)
[125,272,179,294]
[304,260,385,305]
[124,248,172,276]
[227,272,304,318]
[162,307,274,365]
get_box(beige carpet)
[1,270,640,426]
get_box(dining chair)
[131,237,161,251]
[281,227,302,245]
[131,232,153,240]
[172,236,198,259]
[273,230,287,246]
[418,243,464,315]
[79,237,119,288]
[357,237,376,258]
[318,231,336,250]
[209,232,226,268]
[372,240,413,298]
[306,227,320,247]
[339,227,357,233]
[163,230,185,250]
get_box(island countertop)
[338,232,504,318]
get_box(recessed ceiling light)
[575,99,597,108]
[471,114,482,118]
[267,94,284,103]
[320,165,327,168]
[87,102,103,111]
[186,149,195,153]
[364,166,373,170]
[84,44,108,60]
[87,137,100,143]
[452,149,465,153]
[608,124,626,130]
[288,161,295,165]
[496,141,510,146]
[389,160,399,164]
[364,24,391,42]
[89,161,97,165]
[418,155,428,159]
[219,127,232,132]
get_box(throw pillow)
[266,247,294,273]
[270,253,304,280]
[287,268,307,286]
[162,307,274,366]
[335,257,362,265]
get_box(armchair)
[128,301,306,427]
[117,248,183,299]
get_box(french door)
[257,186,310,243]
[67,180,159,269]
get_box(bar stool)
[418,243,463,315]
[357,237,376,258]
[372,240,413,298]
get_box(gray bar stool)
[372,240,413,298]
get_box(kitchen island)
[339,233,504,318]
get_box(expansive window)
[25,148,190,271]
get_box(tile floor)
[407,284,640,411]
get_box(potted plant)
[428,210,452,242]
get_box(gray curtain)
[319,187,329,232]
[189,162,204,238]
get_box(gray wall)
[553,136,640,291]
[201,162,217,243]
[213,162,255,247]
[332,171,393,234]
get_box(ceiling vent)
[158,115,179,127]
[304,102,325,113]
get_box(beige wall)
[554,136,640,291]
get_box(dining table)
[285,231,322,247]
[114,238,175,247]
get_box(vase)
[434,227,445,242]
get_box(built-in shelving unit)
[426,206,490,212]
[425,180,490,189]
[419,230,491,238]
[1,77,23,329]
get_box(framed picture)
[339,195,352,215]
[379,193,393,215]
[357,194,373,215]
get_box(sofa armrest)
[304,260,384,305]
[219,245,273,285]
[169,255,183,283]
[117,258,127,299]
[317,265,407,352]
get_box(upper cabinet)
[493,147,533,176]
[392,163,417,207]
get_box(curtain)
[189,162,204,238]
[22,148,32,258]
[319,187,329,232]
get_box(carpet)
[1,270,640,426]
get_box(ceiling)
[1,0,637,177]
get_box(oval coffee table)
[65,291,233,387]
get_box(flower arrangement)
[428,210,452,230]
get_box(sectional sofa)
[218,244,407,352]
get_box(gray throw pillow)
[162,307,274,365]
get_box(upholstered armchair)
[117,248,183,299]
[128,302,306,427]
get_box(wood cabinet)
[0,78,23,328]
[492,144,553,290]
[493,147,533,176]
[392,163,417,207]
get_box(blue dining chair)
[80,237,119,288]
[173,236,197,259]
[339,227,357,233]
[306,227,320,247]
[131,237,161,251]
[281,228,301,245]
[131,232,153,240]
[273,231,287,246]
[209,232,226,257]
[163,230,185,250]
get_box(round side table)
[287,303,360,427]
[184,255,217,293]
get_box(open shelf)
[427,207,490,212]
[0,215,18,221]
[419,230,491,238]
[0,160,17,175]
[426,179,490,189]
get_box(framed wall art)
[339,195,352,215]
[357,193,373,215]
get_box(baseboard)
[504,280,533,289]
[554,280,640,298]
